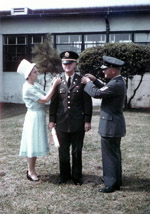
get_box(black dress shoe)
[73,179,83,186]
[99,186,115,193]
[27,171,39,182]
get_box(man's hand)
[84,122,91,132]
[81,76,90,84]
[85,74,96,81]
[48,122,55,131]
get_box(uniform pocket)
[99,112,113,136]
[59,88,66,94]
[100,112,113,120]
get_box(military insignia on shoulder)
[65,52,70,57]
[100,86,108,91]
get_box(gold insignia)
[65,52,70,57]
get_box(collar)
[112,75,121,80]
[65,73,75,81]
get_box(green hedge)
[78,43,150,79]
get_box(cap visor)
[62,60,75,64]
[100,65,108,70]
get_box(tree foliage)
[78,43,150,108]
[32,34,63,90]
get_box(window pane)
[84,34,106,43]
[69,35,81,43]
[56,35,68,43]
[110,33,132,43]
[134,33,150,42]
[3,37,8,45]
[85,43,105,48]
[56,35,81,44]
[17,46,26,56]
[8,37,16,44]
[32,35,43,44]
[17,36,26,44]
[84,34,106,48]
[56,44,81,54]
[7,46,16,61]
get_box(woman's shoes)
[26,170,39,182]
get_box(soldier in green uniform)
[49,51,92,185]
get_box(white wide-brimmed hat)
[17,59,36,79]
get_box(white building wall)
[2,71,150,108]
[2,72,24,103]
[128,73,150,108]
[1,13,150,108]
[0,34,3,102]
[2,14,150,35]
[1,16,105,34]
[109,14,150,31]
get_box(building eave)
[0,5,150,18]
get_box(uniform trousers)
[56,129,85,181]
[101,136,122,188]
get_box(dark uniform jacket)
[84,75,126,137]
[50,73,92,132]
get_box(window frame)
[3,34,45,72]
[3,31,150,72]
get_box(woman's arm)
[38,78,61,103]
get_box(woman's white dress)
[19,82,49,158]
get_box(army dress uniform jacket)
[50,73,92,133]
[84,76,126,137]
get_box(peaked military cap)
[60,51,79,64]
[101,56,124,70]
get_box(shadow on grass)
[39,173,102,186]
[0,103,26,119]
[123,175,150,192]
[40,173,150,192]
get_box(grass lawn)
[0,104,150,214]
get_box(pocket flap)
[100,112,113,120]
[59,88,66,94]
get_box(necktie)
[68,76,71,88]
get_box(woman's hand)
[52,77,61,87]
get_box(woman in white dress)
[17,59,61,181]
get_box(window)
[84,34,106,48]
[55,33,106,54]
[3,32,150,72]
[3,34,45,72]
[110,33,132,43]
[134,33,150,46]
[56,34,82,54]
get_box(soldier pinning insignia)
[101,56,124,70]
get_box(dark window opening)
[3,32,150,72]
[3,34,45,72]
